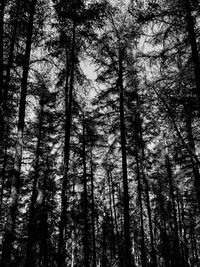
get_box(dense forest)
[0,0,200,266]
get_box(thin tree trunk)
[142,173,157,267]
[165,153,180,266]
[102,217,107,267]
[135,150,146,267]
[25,101,44,267]
[176,190,189,267]
[82,115,89,267]
[38,158,49,267]
[71,227,75,267]
[0,2,19,212]
[158,180,170,266]
[108,170,116,257]
[110,171,123,266]
[57,22,76,267]
[189,212,198,265]
[180,196,189,267]
[136,93,157,267]
[118,55,135,267]
[1,1,37,265]
[90,155,96,267]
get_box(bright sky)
[80,59,97,81]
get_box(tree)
[1,0,40,265]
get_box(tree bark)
[82,115,89,267]
[135,150,147,267]
[0,2,20,210]
[57,21,76,267]
[136,93,157,267]
[165,153,181,266]
[24,100,44,267]
[38,158,49,267]
[158,180,170,266]
[110,171,123,266]
[118,55,135,267]
[180,196,190,266]
[90,155,96,267]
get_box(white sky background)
[80,60,97,81]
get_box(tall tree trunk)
[135,150,146,267]
[188,209,198,265]
[158,180,170,266]
[82,115,89,267]
[165,153,181,266]
[38,158,49,267]
[90,155,96,267]
[0,2,20,214]
[118,55,135,267]
[24,101,44,267]
[57,21,76,267]
[136,93,157,267]
[176,190,189,267]
[107,170,116,261]
[180,196,190,266]
[1,1,37,265]
[110,171,123,266]
[102,217,107,267]
[142,171,157,267]
[71,227,75,267]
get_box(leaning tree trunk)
[57,21,76,267]
[1,0,37,265]
[118,54,135,267]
